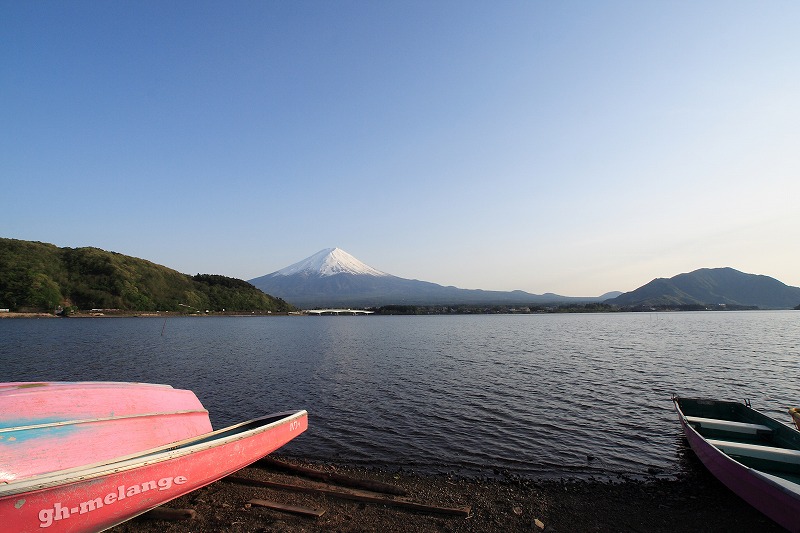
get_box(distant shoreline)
[0,311,297,319]
[0,312,59,319]
[0,307,787,319]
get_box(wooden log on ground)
[248,498,326,518]
[256,456,408,496]
[225,475,471,518]
[143,507,196,521]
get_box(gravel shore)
[109,455,783,533]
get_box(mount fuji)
[249,248,613,308]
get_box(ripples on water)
[1,311,798,479]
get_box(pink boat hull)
[675,397,800,532]
[0,382,208,422]
[0,410,308,533]
[0,382,212,482]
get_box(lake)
[1,311,797,479]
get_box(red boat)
[0,382,213,482]
[0,409,308,532]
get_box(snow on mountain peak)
[274,248,389,277]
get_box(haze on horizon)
[2,2,799,297]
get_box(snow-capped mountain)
[273,248,388,278]
[249,248,610,309]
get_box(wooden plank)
[256,456,408,496]
[225,476,471,517]
[249,498,326,517]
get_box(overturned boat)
[0,381,308,532]
[0,381,213,482]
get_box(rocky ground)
[110,455,783,533]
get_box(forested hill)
[0,238,295,313]
[605,267,800,309]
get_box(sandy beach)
[108,455,783,533]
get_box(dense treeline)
[370,302,764,315]
[372,303,618,315]
[0,238,295,313]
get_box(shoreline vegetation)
[0,302,770,320]
[368,303,761,314]
[0,239,295,315]
[109,455,782,532]
[0,310,294,319]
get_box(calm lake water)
[1,311,798,479]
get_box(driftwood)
[143,507,196,521]
[226,475,471,517]
[256,456,407,496]
[248,498,325,517]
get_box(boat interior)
[677,397,800,485]
[151,411,297,454]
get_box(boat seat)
[707,439,800,465]
[685,416,772,435]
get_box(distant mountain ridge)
[6,239,796,312]
[605,267,800,309]
[249,248,616,308]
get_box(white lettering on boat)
[37,475,187,528]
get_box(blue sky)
[3,1,799,296]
